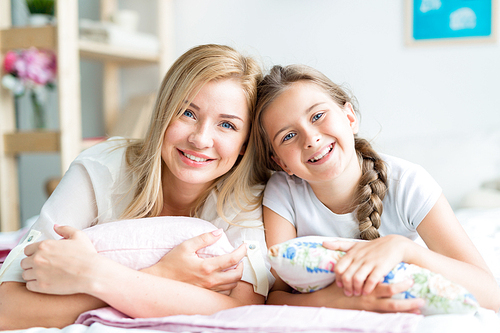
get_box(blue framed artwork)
[406,0,497,44]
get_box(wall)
[14,0,500,223]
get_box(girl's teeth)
[183,152,208,162]
[309,144,332,162]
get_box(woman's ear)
[239,143,247,156]
[272,155,293,175]
[344,102,359,134]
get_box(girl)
[0,44,273,329]
[252,64,500,313]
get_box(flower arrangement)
[2,47,57,129]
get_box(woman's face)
[262,81,359,185]
[162,78,250,189]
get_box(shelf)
[0,26,56,51]
[0,26,159,65]
[79,39,159,65]
[3,131,60,154]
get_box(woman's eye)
[183,110,195,118]
[220,121,236,130]
[282,132,296,142]
[312,112,324,122]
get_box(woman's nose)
[188,123,214,149]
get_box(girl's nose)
[304,132,321,149]
[188,124,214,149]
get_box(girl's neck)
[160,168,212,217]
[309,155,362,215]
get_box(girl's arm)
[263,207,424,313]
[330,194,500,312]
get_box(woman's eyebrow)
[220,114,244,121]
[188,102,200,111]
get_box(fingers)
[181,229,224,253]
[53,224,80,239]
[203,243,247,271]
[373,279,414,298]
[322,240,355,252]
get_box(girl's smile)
[307,143,334,164]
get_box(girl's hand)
[323,235,413,297]
[326,279,424,314]
[21,225,100,295]
[141,229,246,295]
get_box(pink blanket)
[76,305,423,333]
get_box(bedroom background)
[7,0,500,224]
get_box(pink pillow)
[83,216,235,270]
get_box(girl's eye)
[220,121,236,130]
[312,112,324,122]
[183,110,195,118]
[282,132,296,142]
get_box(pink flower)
[16,48,57,85]
[3,51,17,73]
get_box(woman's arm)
[263,207,423,313]
[0,282,107,330]
[20,225,264,319]
[330,194,500,311]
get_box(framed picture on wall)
[405,0,497,45]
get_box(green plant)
[26,0,55,15]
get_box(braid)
[354,138,388,240]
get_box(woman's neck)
[160,168,212,217]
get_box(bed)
[1,207,499,333]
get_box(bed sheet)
[2,208,500,333]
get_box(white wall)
[16,0,500,222]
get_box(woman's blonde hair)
[252,64,387,240]
[120,44,265,220]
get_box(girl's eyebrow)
[272,102,324,142]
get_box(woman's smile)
[177,148,214,165]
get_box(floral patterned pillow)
[268,236,479,315]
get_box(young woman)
[252,64,500,313]
[0,44,273,329]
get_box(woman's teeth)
[309,144,333,163]
[183,152,208,162]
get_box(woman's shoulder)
[76,137,129,161]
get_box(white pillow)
[268,236,480,316]
[83,216,235,270]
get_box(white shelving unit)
[0,0,174,231]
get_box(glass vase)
[30,90,46,129]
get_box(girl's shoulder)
[268,171,307,187]
[380,153,429,180]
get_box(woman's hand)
[141,229,247,295]
[323,235,413,297]
[21,225,100,295]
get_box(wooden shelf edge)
[0,26,56,51]
[79,39,160,65]
[4,131,60,154]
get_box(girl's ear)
[344,102,359,134]
[271,155,293,176]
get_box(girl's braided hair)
[252,64,387,239]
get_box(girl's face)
[162,78,250,189]
[262,81,359,184]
